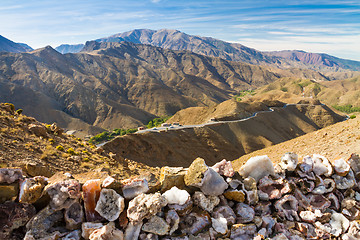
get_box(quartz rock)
[160,166,187,192]
[184,157,208,187]
[82,179,103,222]
[235,203,255,223]
[274,195,299,221]
[192,191,220,212]
[95,188,125,221]
[102,176,121,190]
[299,211,317,223]
[239,155,275,182]
[312,178,335,194]
[332,169,356,189]
[0,168,23,183]
[223,189,245,202]
[162,186,190,205]
[46,179,81,210]
[89,222,124,240]
[139,233,159,240]
[62,230,81,240]
[181,210,211,235]
[211,159,234,177]
[258,176,291,200]
[230,223,257,240]
[124,222,142,240]
[122,178,149,199]
[19,176,48,204]
[279,152,298,171]
[166,209,180,235]
[348,153,360,179]
[212,216,228,234]
[299,155,314,173]
[343,221,360,240]
[312,154,333,176]
[307,194,331,210]
[26,205,63,239]
[168,198,193,216]
[65,201,84,230]
[0,201,36,239]
[212,205,236,226]
[127,193,167,223]
[200,168,228,196]
[142,215,170,235]
[28,123,48,137]
[334,158,351,176]
[0,183,19,203]
[329,212,350,237]
[82,222,104,240]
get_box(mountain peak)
[0,35,33,53]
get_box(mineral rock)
[62,230,81,240]
[50,122,64,136]
[332,169,356,189]
[122,178,149,199]
[334,158,351,176]
[0,168,23,183]
[124,222,142,240]
[211,159,234,177]
[162,186,190,205]
[82,222,104,240]
[312,154,333,176]
[279,152,298,171]
[89,222,124,240]
[0,201,36,239]
[239,155,275,182]
[192,191,220,212]
[102,176,121,190]
[25,205,63,239]
[19,176,48,204]
[82,179,103,221]
[307,194,331,210]
[235,202,255,223]
[299,155,314,173]
[258,176,291,200]
[166,209,180,235]
[223,189,245,202]
[0,183,19,203]
[348,153,360,179]
[312,178,335,194]
[329,212,350,237]
[184,157,208,187]
[139,233,159,240]
[212,216,228,234]
[159,166,187,192]
[181,210,211,235]
[212,205,236,225]
[127,193,167,223]
[200,168,228,196]
[168,198,193,216]
[274,195,299,221]
[95,188,125,221]
[142,215,170,235]
[46,179,81,210]
[343,221,360,240]
[230,223,257,239]
[65,201,84,230]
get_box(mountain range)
[53,29,360,73]
[0,35,33,53]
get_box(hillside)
[232,113,360,171]
[55,43,84,54]
[249,76,360,108]
[0,102,155,178]
[0,35,33,53]
[102,102,345,167]
[0,41,326,136]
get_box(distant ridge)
[0,35,33,53]
[55,43,84,54]
[55,29,360,73]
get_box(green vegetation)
[56,145,64,151]
[280,87,288,92]
[297,80,311,90]
[15,109,23,115]
[333,105,360,114]
[312,84,321,96]
[67,148,76,155]
[233,90,255,101]
[146,116,171,128]
[350,115,356,119]
[89,128,138,144]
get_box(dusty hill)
[102,102,345,167]
[0,103,156,179]
[0,41,326,136]
[249,76,360,108]
[0,35,32,53]
[232,113,360,171]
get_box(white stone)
[124,222,142,240]
[95,189,125,221]
[162,186,190,205]
[239,155,275,182]
[212,217,228,234]
[200,168,228,196]
[329,212,350,237]
[82,222,104,240]
[312,154,333,176]
[279,152,298,171]
[89,222,123,240]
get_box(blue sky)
[1,0,359,60]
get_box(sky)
[1,0,360,60]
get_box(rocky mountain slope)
[55,43,84,54]
[0,41,326,135]
[0,35,33,53]
[102,101,345,167]
[0,102,155,178]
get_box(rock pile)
[1,153,360,239]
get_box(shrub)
[67,148,76,155]
[333,105,360,114]
[146,116,171,128]
[15,109,23,115]
[56,145,64,151]
[4,103,15,111]
[350,115,356,119]
[280,87,288,92]
[48,138,55,144]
